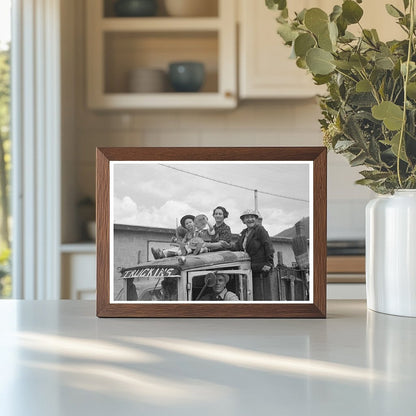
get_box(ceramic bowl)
[168,62,205,92]
[114,0,158,17]
[128,68,167,93]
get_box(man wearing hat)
[201,273,239,301]
[234,209,274,300]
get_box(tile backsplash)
[71,100,374,241]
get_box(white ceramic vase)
[366,190,416,317]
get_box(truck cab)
[120,251,253,301]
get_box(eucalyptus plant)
[266,0,416,193]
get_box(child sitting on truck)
[151,214,214,259]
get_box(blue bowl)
[168,62,205,93]
[114,0,157,17]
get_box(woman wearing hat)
[235,209,274,300]
[204,206,233,252]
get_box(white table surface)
[0,300,415,416]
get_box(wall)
[61,0,375,243]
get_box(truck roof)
[122,250,251,273]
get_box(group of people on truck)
[151,205,274,301]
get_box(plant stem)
[358,69,381,104]
[397,0,415,188]
[334,68,358,84]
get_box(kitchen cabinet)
[86,0,237,109]
[61,245,96,300]
[238,0,404,99]
[238,0,325,99]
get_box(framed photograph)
[96,147,327,318]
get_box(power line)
[159,164,309,203]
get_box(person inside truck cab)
[201,273,239,301]
[204,206,233,252]
[234,209,274,300]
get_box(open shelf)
[104,31,218,94]
[103,0,219,18]
[101,17,221,31]
[86,0,236,109]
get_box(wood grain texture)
[96,148,110,317]
[96,147,327,318]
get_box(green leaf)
[318,27,334,52]
[375,56,395,70]
[333,60,352,70]
[372,101,404,131]
[350,54,368,70]
[276,14,287,24]
[363,29,376,46]
[385,4,404,18]
[336,15,348,36]
[266,0,287,11]
[277,23,299,43]
[328,21,338,45]
[393,60,402,79]
[348,92,377,107]
[399,14,411,29]
[334,140,355,151]
[313,74,332,85]
[280,8,288,19]
[330,5,342,22]
[356,79,372,92]
[360,170,391,180]
[369,136,382,163]
[296,8,307,23]
[343,114,367,147]
[339,31,356,43]
[371,29,380,43]
[355,178,377,186]
[350,151,367,167]
[306,48,336,75]
[389,132,409,162]
[342,0,364,24]
[304,8,329,35]
[407,82,416,99]
[378,78,386,100]
[294,33,316,58]
[401,61,416,76]
[296,57,308,69]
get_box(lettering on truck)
[122,267,179,279]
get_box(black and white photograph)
[109,161,313,303]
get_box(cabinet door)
[62,253,96,300]
[239,0,326,99]
[239,0,404,99]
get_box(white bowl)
[128,68,167,93]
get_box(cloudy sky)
[112,162,311,236]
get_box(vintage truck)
[119,250,254,301]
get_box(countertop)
[0,300,415,415]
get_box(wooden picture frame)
[96,147,327,318]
